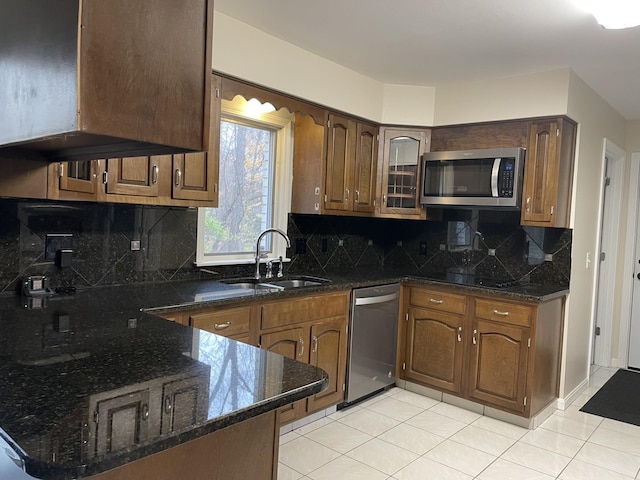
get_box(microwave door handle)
[491,158,500,197]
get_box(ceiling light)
[573,0,640,29]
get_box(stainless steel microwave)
[420,147,526,208]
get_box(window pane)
[202,119,275,256]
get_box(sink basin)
[263,279,323,288]
[221,276,331,290]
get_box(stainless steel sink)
[263,279,323,288]
[221,276,331,290]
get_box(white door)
[592,140,624,368]
[629,221,640,368]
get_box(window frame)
[195,99,293,267]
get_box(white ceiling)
[215,0,640,120]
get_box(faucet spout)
[255,228,291,280]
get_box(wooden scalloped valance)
[216,73,326,125]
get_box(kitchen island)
[0,286,327,480]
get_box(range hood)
[0,0,213,162]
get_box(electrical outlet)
[338,239,344,247]
[368,240,373,246]
[130,240,141,251]
[488,249,496,256]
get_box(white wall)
[433,69,571,125]
[381,84,435,126]
[562,72,626,395]
[213,13,437,125]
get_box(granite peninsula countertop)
[0,287,328,480]
[0,272,567,479]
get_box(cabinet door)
[467,319,529,414]
[307,317,347,413]
[378,128,429,218]
[521,121,558,225]
[403,307,464,394]
[171,152,217,202]
[105,156,162,197]
[324,113,351,211]
[171,75,221,205]
[49,160,99,201]
[352,122,378,214]
[160,375,208,435]
[92,388,151,456]
[260,327,308,423]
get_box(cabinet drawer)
[261,292,349,330]
[190,306,252,336]
[474,299,532,327]
[409,287,466,315]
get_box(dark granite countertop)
[0,288,328,480]
[0,271,567,479]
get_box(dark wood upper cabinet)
[0,0,214,161]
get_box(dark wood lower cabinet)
[400,284,564,418]
[88,410,279,480]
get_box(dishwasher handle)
[354,292,400,306]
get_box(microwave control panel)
[498,160,515,197]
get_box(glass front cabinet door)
[378,128,430,218]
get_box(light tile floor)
[279,366,640,479]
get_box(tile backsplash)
[287,209,571,288]
[0,199,571,293]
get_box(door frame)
[618,152,640,368]
[591,139,625,367]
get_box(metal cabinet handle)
[493,310,510,316]
[312,335,318,353]
[164,396,172,413]
[142,403,150,420]
[383,194,387,205]
[298,338,305,357]
[355,190,360,203]
[457,326,462,342]
[152,164,159,184]
[472,329,478,345]
[526,196,531,212]
[345,188,349,202]
[175,168,182,187]
[214,322,231,330]
[429,298,444,304]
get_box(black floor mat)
[580,369,640,426]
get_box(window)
[196,97,293,266]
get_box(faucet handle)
[266,260,274,279]
[277,256,284,278]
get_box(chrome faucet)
[255,228,291,280]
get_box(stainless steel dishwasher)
[343,283,400,405]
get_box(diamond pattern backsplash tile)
[288,209,571,288]
[0,197,571,293]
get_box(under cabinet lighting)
[573,0,640,29]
